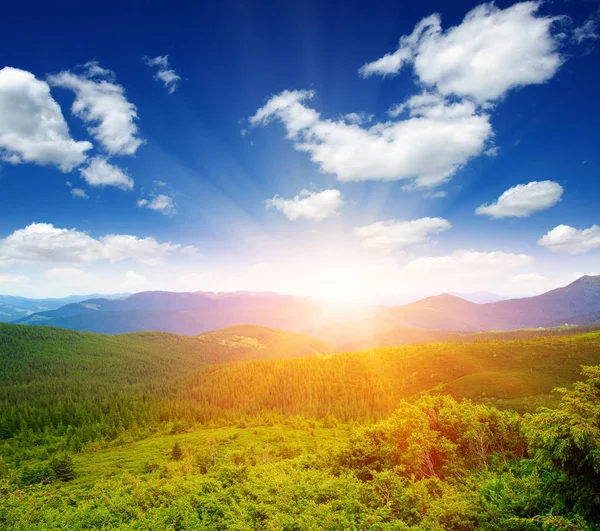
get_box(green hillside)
[196,324,332,357]
[336,323,600,351]
[177,331,600,420]
[0,323,331,441]
[3,323,600,529]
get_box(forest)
[1,323,600,529]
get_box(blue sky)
[0,0,599,301]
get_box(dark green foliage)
[50,454,75,482]
[171,442,183,461]
[0,323,329,446]
[19,462,54,486]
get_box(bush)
[50,454,75,482]
[171,442,183,461]
[19,462,54,486]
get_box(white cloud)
[143,55,181,94]
[387,91,444,118]
[538,224,600,254]
[123,270,148,290]
[44,267,91,282]
[79,157,134,190]
[48,62,143,155]
[70,188,89,199]
[266,189,343,221]
[250,89,492,188]
[343,112,373,124]
[400,250,534,291]
[424,190,448,199]
[475,180,563,218]
[0,67,92,171]
[0,223,194,267]
[360,2,563,103]
[100,234,191,265]
[573,12,599,44]
[137,194,176,215]
[355,217,451,251]
[0,274,28,285]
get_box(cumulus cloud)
[398,250,534,291]
[359,2,563,103]
[355,217,451,251]
[265,189,343,221]
[250,89,492,188]
[0,67,92,171]
[0,223,195,267]
[79,157,134,190]
[538,224,600,254]
[137,194,177,215]
[343,112,373,124]
[48,62,143,156]
[475,180,563,218]
[70,188,89,199]
[143,55,181,94]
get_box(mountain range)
[9,276,600,345]
[0,293,128,323]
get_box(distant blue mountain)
[11,276,600,338]
[0,293,128,322]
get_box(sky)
[0,0,599,303]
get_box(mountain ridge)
[11,275,600,341]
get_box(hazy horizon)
[2,272,598,308]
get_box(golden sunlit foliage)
[2,323,600,529]
[176,332,600,421]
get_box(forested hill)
[177,331,600,419]
[3,324,600,529]
[0,323,331,440]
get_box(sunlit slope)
[178,331,600,417]
[196,325,332,356]
[0,323,330,439]
[335,322,600,351]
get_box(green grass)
[70,423,348,487]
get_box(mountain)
[0,293,128,322]
[12,291,341,335]
[11,276,600,340]
[372,275,600,332]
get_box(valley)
[3,275,600,529]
